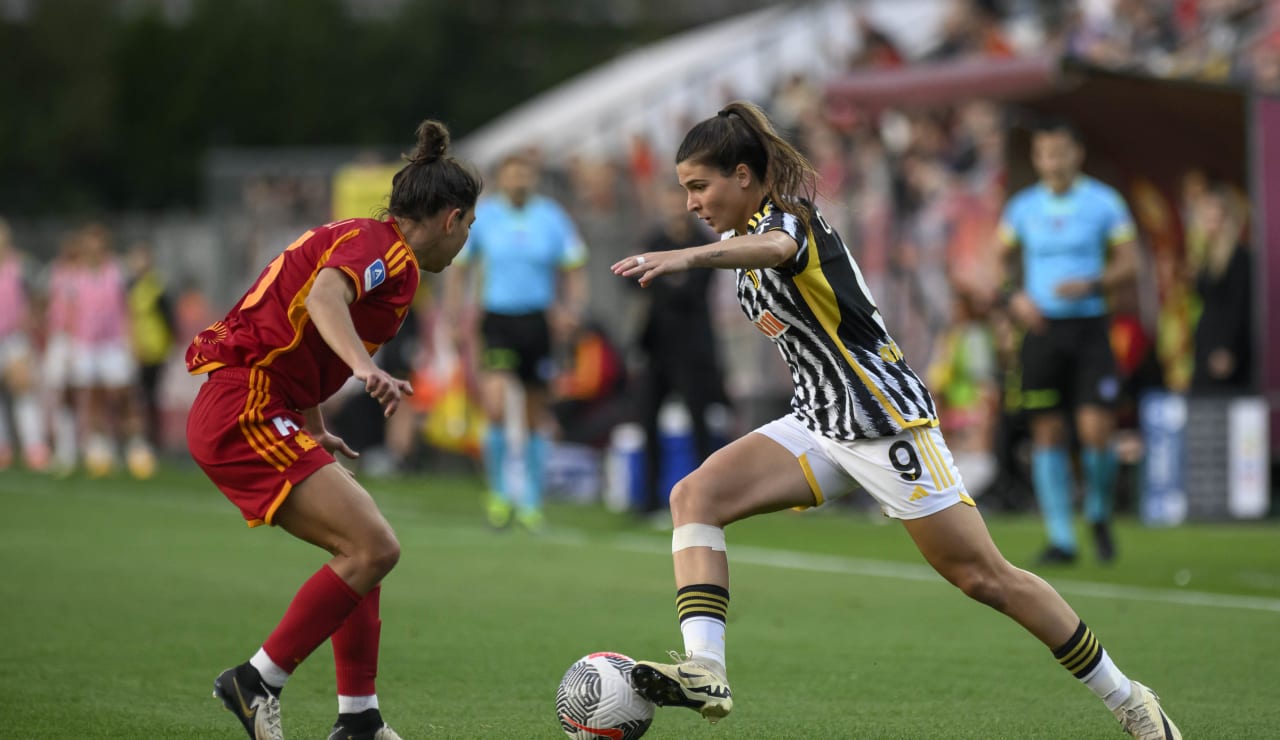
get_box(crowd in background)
[0,0,1270,514]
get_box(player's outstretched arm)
[305,268,412,417]
[612,231,797,287]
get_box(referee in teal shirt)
[999,119,1138,565]
[446,153,587,531]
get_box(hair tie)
[717,109,733,118]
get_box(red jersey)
[187,218,420,409]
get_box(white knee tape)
[671,523,727,553]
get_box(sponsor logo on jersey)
[752,310,788,339]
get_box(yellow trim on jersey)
[338,265,363,298]
[387,246,412,277]
[387,224,421,272]
[255,230,362,369]
[188,360,227,375]
[387,242,411,268]
[798,453,823,506]
[959,491,976,507]
[792,226,933,432]
[263,480,294,526]
[746,202,773,231]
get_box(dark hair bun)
[410,119,450,165]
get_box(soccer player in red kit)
[187,120,481,740]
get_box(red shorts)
[187,367,334,527]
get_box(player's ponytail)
[676,100,817,226]
[387,118,483,222]
[409,120,450,165]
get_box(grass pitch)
[1,466,1276,738]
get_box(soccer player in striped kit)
[0,217,49,471]
[613,102,1179,739]
[187,120,480,740]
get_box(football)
[556,652,656,739]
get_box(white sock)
[14,395,45,454]
[338,694,379,714]
[1083,652,1132,710]
[681,616,726,670]
[250,648,291,689]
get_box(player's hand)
[354,365,415,418]
[612,249,691,288]
[1054,278,1097,300]
[1007,291,1046,333]
[313,430,359,459]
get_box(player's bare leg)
[214,464,402,740]
[631,433,813,723]
[903,503,1179,738]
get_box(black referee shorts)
[1019,316,1119,413]
[480,310,552,386]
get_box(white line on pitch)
[596,533,1280,614]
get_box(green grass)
[1,466,1277,738]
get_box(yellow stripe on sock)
[1058,630,1096,668]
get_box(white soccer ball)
[556,652,655,740]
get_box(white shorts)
[0,333,32,372]
[754,415,975,520]
[69,340,136,389]
[43,335,73,391]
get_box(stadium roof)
[457,0,948,170]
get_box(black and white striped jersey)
[732,200,938,440]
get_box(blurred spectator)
[771,73,824,133]
[73,224,155,479]
[896,152,956,366]
[930,0,1016,60]
[0,217,48,471]
[125,241,176,450]
[1169,0,1262,82]
[1190,185,1253,392]
[1071,0,1180,75]
[849,14,907,69]
[1154,248,1197,392]
[926,289,999,493]
[42,230,84,474]
[981,310,1034,511]
[1250,26,1280,91]
[445,152,589,532]
[548,316,628,449]
[629,186,729,515]
[998,118,1139,565]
